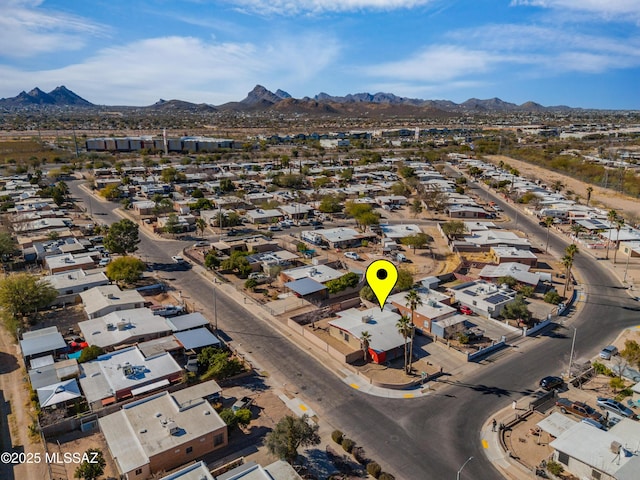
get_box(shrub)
[367,462,382,478]
[379,473,395,480]
[610,376,626,393]
[331,430,343,444]
[546,460,564,476]
[592,361,614,376]
[341,437,355,453]
[234,408,252,427]
[544,290,561,305]
[219,408,238,429]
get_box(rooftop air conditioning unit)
[117,321,127,331]
[611,441,622,454]
[106,323,114,330]
[361,315,371,323]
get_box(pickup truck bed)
[556,398,605,422]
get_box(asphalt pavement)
[69,180,640,480]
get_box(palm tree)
[543,216,554,253]
[396,315,412,374]
[570,223,584,240]
[605,209,618,259]
[586,186,594,206]
[195,218,207,238]
[360,331,372,363]
[613,217,625,264]
[404,289,423,373]
[563,244,579,297]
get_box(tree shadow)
[0,352,19,374]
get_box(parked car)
[268,225,282,232]
[184,357,199,373]
[459,305,473,315]
[596,398,638,419]
[194,241,210,248]
[298,220,310,226]
[98,257,111,267]
[171,255,185,263]
[556,398,605,422]
[396,253,407,263]
[599,345,619,360]
[151,304,185,317]
[344,252,360,260]
[248,272,269,281]
[232,396,253,412]
[539,376,563,391]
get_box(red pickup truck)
[556,398,605,423]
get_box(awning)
[131,379,170,397]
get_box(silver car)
[599,345,618,360]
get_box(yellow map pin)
[365,259,399,310]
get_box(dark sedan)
[539,376,564,391]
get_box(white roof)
[329,307,405,353]
[491,247,538,259]
[379,224,422,239]
[165,312,209,332]
[78,308,171,349]
[464,230,531,248]
[20,326,66,357]
[282,264,344,283]
[218,460,302,480]
[246,208,281,220]
[45,252,95,271]
[80,285,144,317]
[387,290,455,320]
[158,461,214,480]
[44,269,109,292]
[318,227,361,243]
[37,378,82,408]
[79,346,181,404]
[536,411,577,438]
[479,263,541,286]
[550,422,636,476]
[99,386,226,474]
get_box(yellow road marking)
[350,383,360,389]
[403,393,414,398]
[482,439,489,449]
[299,404,307,412]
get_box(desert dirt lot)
[487,155,640,219]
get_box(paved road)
[69,181,639,479]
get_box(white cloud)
[0,33,341,105]
[362,45,494,82]
[0,0,106,58]
[510,0,640,22]
[224,0,434,15]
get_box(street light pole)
[623,248,632,283]
[568,326,577,378]
[456,456,473,480]
[213,284,218,332]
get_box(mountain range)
[0,84,574,114]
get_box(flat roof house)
[280,264,344,284]
[99,382,228,479]
[80,285,145,319]
[449,280,517,319]
[20,326,67,361]
[79,346,183,409]
[388,289,456,334]
[44,269,109,305]
[328,307,406,364]
[78,308,172,350]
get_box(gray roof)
[80,285,144,318]
[218,460,302,480]
[28,358,79,390]
[99,387,226,475]
[20,327,67,357]
[166,312,209,332]
[284,277,326,296]
[37,378,82,408]
[174,328,221,350]
[159,461,214,480]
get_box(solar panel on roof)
[463,289,477,296]
[486,294,509,304]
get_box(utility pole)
[457,456,474,480]
[568,326,577,378]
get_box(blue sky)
[1,0,639,108]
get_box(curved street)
[70,181,640,479]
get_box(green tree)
[409,199,423,217]
[613,217,625,264]
[396,315,413,374]
[190,198,213,211]
[562,243,579,296]
[235,408,252,427]
[99,183,120,200]
[502,294,531,324]
[441,221,466,238]
[586,186,594,206]
[544,289,562,305]
[0,273,57,320]
[318,196,344,214]
[219,408,239,429]
[390,181,410,196]
[78,345,104,363]
[160,167,186,184]
[244,278,258,291]
[104,219,140,254]
[221,251,251,277]
[264,414,320,464]
[398,166,415,179]
[621,340,640,369]
[105,256,146,285]
[0,231,17,261]
[196,217,207,237]
[73,448,105,480]
[421,186,448,211]
[204,251,221,270]
[395,268,414,292]
[400,233,432,253]
[404,289,422,372]
[519,285,535,298]
[163,213,181,235]
[359,285,376,302]
[497,276,517,288]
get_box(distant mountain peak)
[240,85,286,106]
[0,86,92,107]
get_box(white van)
[396,253,407,263]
